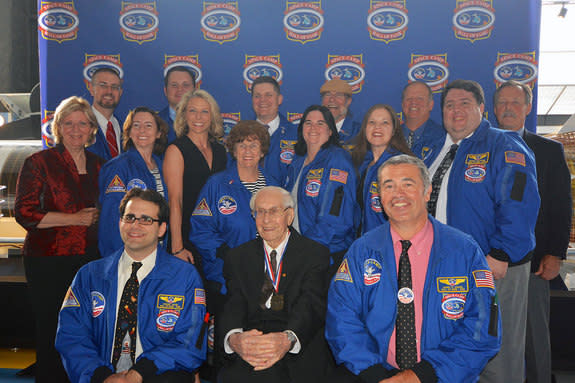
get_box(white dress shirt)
[258,114,280,137]
[92,106,121,150]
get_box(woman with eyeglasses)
[98,106,169,256]
[284,105,359,272]
[15,96,104,383]
[352,104,412,235]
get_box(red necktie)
[106,120,119,158]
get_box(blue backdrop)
[37,0,540,146]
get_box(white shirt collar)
[263,231,291,265]
[336,118,345,133]
[119,248,157,283]
[258,114,280,137]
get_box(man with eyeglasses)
[218,186,330,383]
[87,67,124,161]
[320,78,361,148]
[158,66,196,143]
[57,188,207,383]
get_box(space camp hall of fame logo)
[453,0,495,43]
[119,1,159,44]
[222,112,240,138]
[83,54,124,89]
[325,55,366,94]
[367,0,408,43]
[38,1,79,43]
[283,1,324,44]
[201,2,241,44]
[407,54,449,93]
[41,110,56,149]
[164,55,203,88]
[243,55,283,92]
[493,52,538,88]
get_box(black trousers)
[146,370,196,383]
[24,253,98,383]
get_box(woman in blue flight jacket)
[98,107,169,255]
[285,105,358,268]
[352,104,412,235]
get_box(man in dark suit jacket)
[218,186,330,383]
[494,80,572,383]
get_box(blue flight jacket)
[87,124,122,162]
[56,247,207,383]
[403,118,446,167]
[189,164,278,293]
[284,146,358,253]
[443,119,540,265]
[339,111,362,147]
[98,147,168,256]
[158,106,177,144]
[263,113,299,185]
[358,148,401,235]
[326,217,501,383]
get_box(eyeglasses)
[253,207,290,219]
[121,214,160,225]
[321,92,347,100]
[96,82,122,92]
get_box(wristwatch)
[284,330,297,351]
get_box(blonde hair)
[52,96,98,145]
[173,89,223,140]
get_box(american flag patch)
[329,169,348,184]
[505,151,525,166]
[473,270,495,289]
[194,288,206,305]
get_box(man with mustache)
[494,80,572,383]
[320,78,361,148]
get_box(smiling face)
[129,111,160,152]
[120,197,166,260]
[164,70,195,109]
[254,188,294,249]
[59,110,95,150]
[494,85,532,132]
[442,88,484,142]
[235,137,263,170]
[379,163,431,233]
[321,91,351,123]
[366,107,394,152]
[402,82,434,129]
[185,96,212,137]
[90,71,122,112]
[252,82,283,124]
[302,110,332,149]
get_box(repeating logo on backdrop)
[38,2,79,43]
[287,112,303,126]
[325,55,365,94]
[493,52,537,88]
[407,54,449,93]
[453,0,495,43]
[41,110,55,149]
[222,112,241,138]
[367,0,408,43]
[83,54,123,90]
[283,1,324,44]
[119,1,159,44]
[243,55,283,92]
[164,55,202,88]
[201,2,241,44]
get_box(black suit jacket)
[219,229,330,373]
[523,130,572,272]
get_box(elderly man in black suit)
[494,80,572,383]
[218,186,330,383]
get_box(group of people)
[13,65,571,383]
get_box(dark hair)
[294,105,341,156]
[251,76,281,95]
[91,67,121,84]
[122,106,169,155]
[401,81,433,102]
[119,188,169,224]
[225,120,271,159]
[493,80,532,105]
[441,79,485,110]
[351,104,412,168]
[164,66,196,88]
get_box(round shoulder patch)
[91,291,106,318]
[218,195,237,215]
[127,178,147,191]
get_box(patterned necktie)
[427,144,458,217]
[112,262,142,372]
[407,131,414,149]
[396,240,417,370]
[106,120,119,158]
[259,250,277,309]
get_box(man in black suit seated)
[494,80,572,383]
[218,186,330,383]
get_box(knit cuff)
[489,248,510,263]
[359,364,398,383]
[411,359,438,383]
[131,357,158,380]
[90,366,113,383]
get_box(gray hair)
[378,154,431,191]
[250,186,294,212]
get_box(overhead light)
[559,3,567,17]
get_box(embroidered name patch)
[437,276,469,293]
[157,294,185,310]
